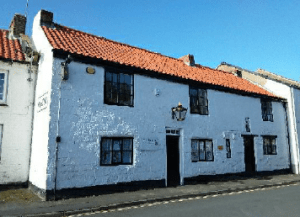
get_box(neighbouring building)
[28,10,291,200]
[0,14,38,185]
[218,63,300,174]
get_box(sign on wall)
[37,92,48,113]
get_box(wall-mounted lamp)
[172,102,187,121]
[61,54,73,80]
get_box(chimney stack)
[9,14,26,37]
[40,10,53,25]
[179,54,195,66]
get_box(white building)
[0,14,38,185]
[29,10,291,200]
[218,63,300,174]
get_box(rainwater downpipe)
[290,87,300,173]
[53,55,72,198]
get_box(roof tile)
[0,29,25,62]
[42,24,277,98]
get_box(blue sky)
[1,0,299,81]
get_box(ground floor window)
[191,139,214,162]
[226,139,231,158]
[262,136,277,155]
[101,137,133,165]
[0,124,2,161]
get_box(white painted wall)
[0,61,37,184]
[30,11,290,191]
[45,59,290,190]
[29,10,54,190]
[261,80,299,174]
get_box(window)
[104,70,134,106]
[101,138,133,165]
[0,125,2,161]
[226,139,231,158]
[189,87,208,115]
[236,70,242,78]
[191,139,214,162]
[261,99,273,122]
[263,136,277,155]
[0,70,8,104]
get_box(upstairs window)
[263,136,277,155]
[261,99,273,122]
[104,70,134,106]
[0,71,8,104]
[191,139,214,162]
[189,87,208,115]
[101,137,133,165]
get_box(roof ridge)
[257,68,300,84]
[52,23,190,64]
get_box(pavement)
[1,173,300,217]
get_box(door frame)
[242,135,257,173]
[165,128,182,186]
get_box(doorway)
[243,136,256,173]
[166,136,180,186]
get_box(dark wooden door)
[166,136,180,186]
[243,136,256,172]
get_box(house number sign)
[37,92,48,113]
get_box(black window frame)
[189,86,209,115]
[191,139,214,162]
[262,136,277,155]
[261,99,273,122]
[100,137,133,166]
[104,69,134,107]
[226,139,231,158]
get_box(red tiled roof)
[42,24,277,98]
[0,29,25,62]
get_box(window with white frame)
[0,70,8,104]
[0,125,3,161]
[261,99,273,122]
[101,137,133,165]
[191,139,214,162]
[263,136,277,155]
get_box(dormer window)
[236,70,242,78]
[261,99,273,122]
[104,70,134,106]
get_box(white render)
[217,63,300,174]
[0,60,37,184]
[30,11,291,194]
[29,10,55,190]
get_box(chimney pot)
[179,54,195,66]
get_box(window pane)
[0,73,4,100]
[113,140,121,151]
[106,71,112,81]
[111,82,118,103]
[206,141,213,161]
[122,151,132,163]
[124,74,132,85]
[101,139,112,165]
[199,141,205,160]
[123,139,132,150]
[191,140,199,162]
[113,151,122,163]
[105,81,112,102]
[190,88,197,97]
[119,73,125,83]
